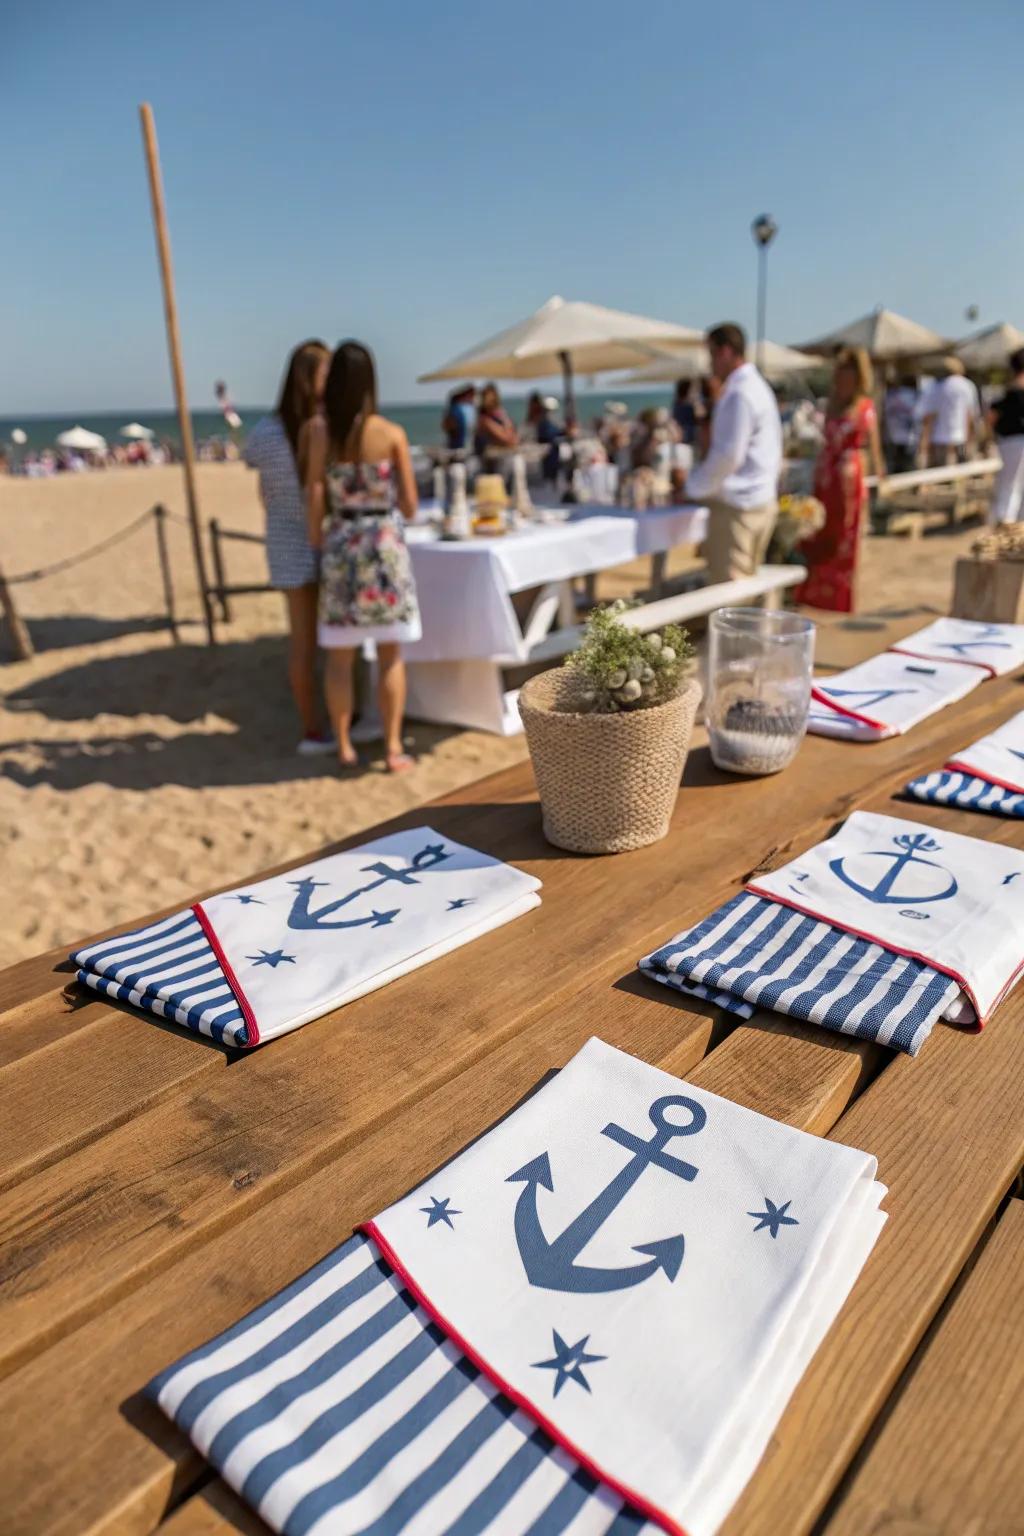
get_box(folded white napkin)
[891,617,1024,676]
[750,810,1024,1025]
[72,828,541,1047]
[150,1038,885,1536]
[808,652,984,741]
[905,768,1024,819]
[639,890,962,1055]
[905,709,1024,819]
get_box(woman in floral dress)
[794,347,886,613]
[306,341,421,772]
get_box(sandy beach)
[1,462,972,962]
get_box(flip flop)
[385,752,416,775]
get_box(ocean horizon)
[0,388,676,456]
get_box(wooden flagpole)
[138,102,216,645]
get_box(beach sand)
[1,462,975,961]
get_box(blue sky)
[3,0,1021,413]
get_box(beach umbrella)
[120,421,156,440]
[418,295,703,419]
[954,322,1024,372]
[56,425,108,452]
[796,308,947,362]
[621,339,820,384]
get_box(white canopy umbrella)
[954,323,1024,373]
[797,308,947,362]
[622,339,820,384]
[120,421,156,440]
[418,295,703,418]
[56,425,108,452]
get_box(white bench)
[525,565,804,664]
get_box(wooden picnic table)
[3,609,1024,1536]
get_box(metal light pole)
[751,213,778,372]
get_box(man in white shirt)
[918,359,981,466]
[685,323,783,582]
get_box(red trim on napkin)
[890,644,997,678]
[809,687,887,730]
[945,758,1024,796]
[191,902,260,1046]
[361,1219,690,1536]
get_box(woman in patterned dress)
[794,347,886,614]
[305,341,421,772]
[244,340,333,753]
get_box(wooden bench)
[870,458,1000,539]
[2,609,1023,1536]
[526,563,803,663]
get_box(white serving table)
[401,505,708,735]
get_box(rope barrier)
[5,508,160,585]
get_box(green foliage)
[566,600,694,713]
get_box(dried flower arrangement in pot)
[518,601,701,854]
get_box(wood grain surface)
[3,617,1023,1536]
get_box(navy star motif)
[447,898,476,911]
[230,893,264,905]
[246,948,297,969]
[420,1195,461,1229]
[370,909,398,927]
[420,843,446,862]
[533,1330,606,1398]
[748,1197,799,1239]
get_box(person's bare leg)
[377,643,413,770]
[324,647,358,765]
[284,586,321,737]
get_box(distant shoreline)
[1,387,674,456]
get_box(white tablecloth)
[405,506,708,664]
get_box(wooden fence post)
[152,505,179,642]
[208,519,232,622]
[0,561,33,661]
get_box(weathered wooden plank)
[157,1482,265,1536]
[720,987,1024,1535]
[823,1197,1024,1536]
[0,989,112,1070]
[0,1010,875,1536]
[0,1010,229,1194]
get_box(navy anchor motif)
[286,843,451,931]
[819,686,916,711]
[507,1095,705,1294]
[830,832,958,906]
[935,625,1011,659]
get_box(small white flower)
[660,646,676,663]
[647,632,662,651]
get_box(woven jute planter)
[518,669,702,854]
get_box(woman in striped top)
[244,340,334,754]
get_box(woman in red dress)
[795,346,886,613]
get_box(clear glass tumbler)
[706,608,816,776]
